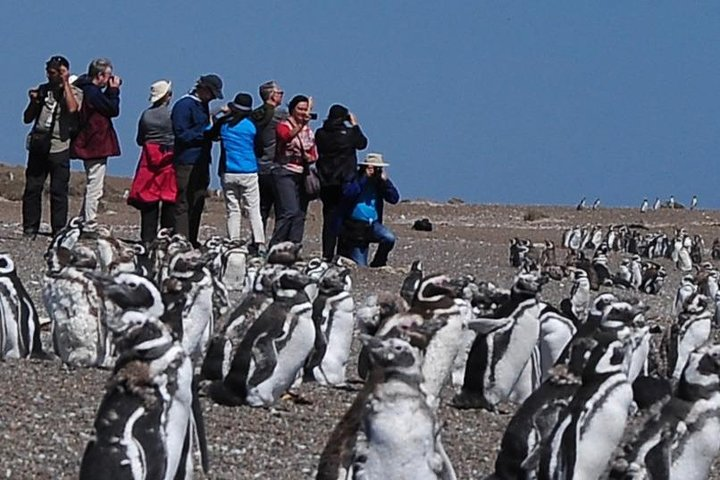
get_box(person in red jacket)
[127,80,176,245]
[70,58,121,235]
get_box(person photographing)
[335,153,400,267]
[269,94,318,247]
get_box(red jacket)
[70,77,121,159]
[128,143,177,206]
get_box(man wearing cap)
[171,74,223,247]
[22,55,82,239]
[127,80,176,245]
[335,153,400,267]
[252,80,287,231]
[210,93,265,251]
[71,57,122,236]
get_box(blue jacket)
[332,173,400,234]
[171,94,212,165]
[219,117,258,174]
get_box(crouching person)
[336,153,399,267]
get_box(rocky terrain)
[0,163,719,478]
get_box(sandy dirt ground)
[0,163,719,479]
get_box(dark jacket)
[70,75,120,159]
[172,94,212,166]
[332,172,400,235]
[251,103,287,174]
[315,119,368,186]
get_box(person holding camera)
[315,104,368,260]
[335,153,400,267]
[21,55,82,239]
[71,57,121,236]
[252,80,287,232]
[268,94,318,247]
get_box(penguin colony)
[5,211,720,479]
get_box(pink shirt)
[276,119,318,174]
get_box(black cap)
[46,55,69,70]
[328,104,349,120]
[197,74,224,100]
[228,92,253,112]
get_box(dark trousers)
[139,202,175,245]
[269,168,308,246]
[175,162,209,247]
[339,221,396,267]
[22,149,70,235]
[258,171,276,232]
[320,185,343,260]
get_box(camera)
[309,113,318,120]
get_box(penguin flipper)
[191,377,210,474]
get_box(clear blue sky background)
[3,1,720,207]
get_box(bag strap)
[33,85,61,133]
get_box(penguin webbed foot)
[450,391,496,411]
[207,381,245,407]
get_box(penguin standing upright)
[453,270,546,410]
[667,293,713,380]
[0,253,46,359]
[209,269,316,407]
[43,246,112,367]
[489,337,598,480]
[640,198,648,213]
[539,333,633,480]
[80,273,207,479]
[610,344,720,480]
[400,260,423,304]
[305,264,355,386]
[653,197,661,211]
[321,335,453,480]
[164,250,215,361]
[576,197,586,211]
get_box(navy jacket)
[70,75,120,159]
[172,94,212,165]
[332,173,400,235]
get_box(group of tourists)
[22,55,400,266]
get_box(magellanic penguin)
[538,332,633,480]
[610,344,720,480]
[0,253,47,359]
[400,260,424,304]
[667,293,713,381]
[80,273,208,479]
[452,270,546,410]
[208,269,315,407]
[200,263,285,381]
[164,250,215,362]
[43,246,113,367]
[317,335,454,480]
[488,338,596,480]
[304,263,355,386]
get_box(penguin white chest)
[575,379,632,478]
[361,396,440,480]
[671,411,720,480]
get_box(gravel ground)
[1,186,720,479]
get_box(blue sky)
[3,1,720,208]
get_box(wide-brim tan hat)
[149,80,172,103]
[359,153,390,167]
